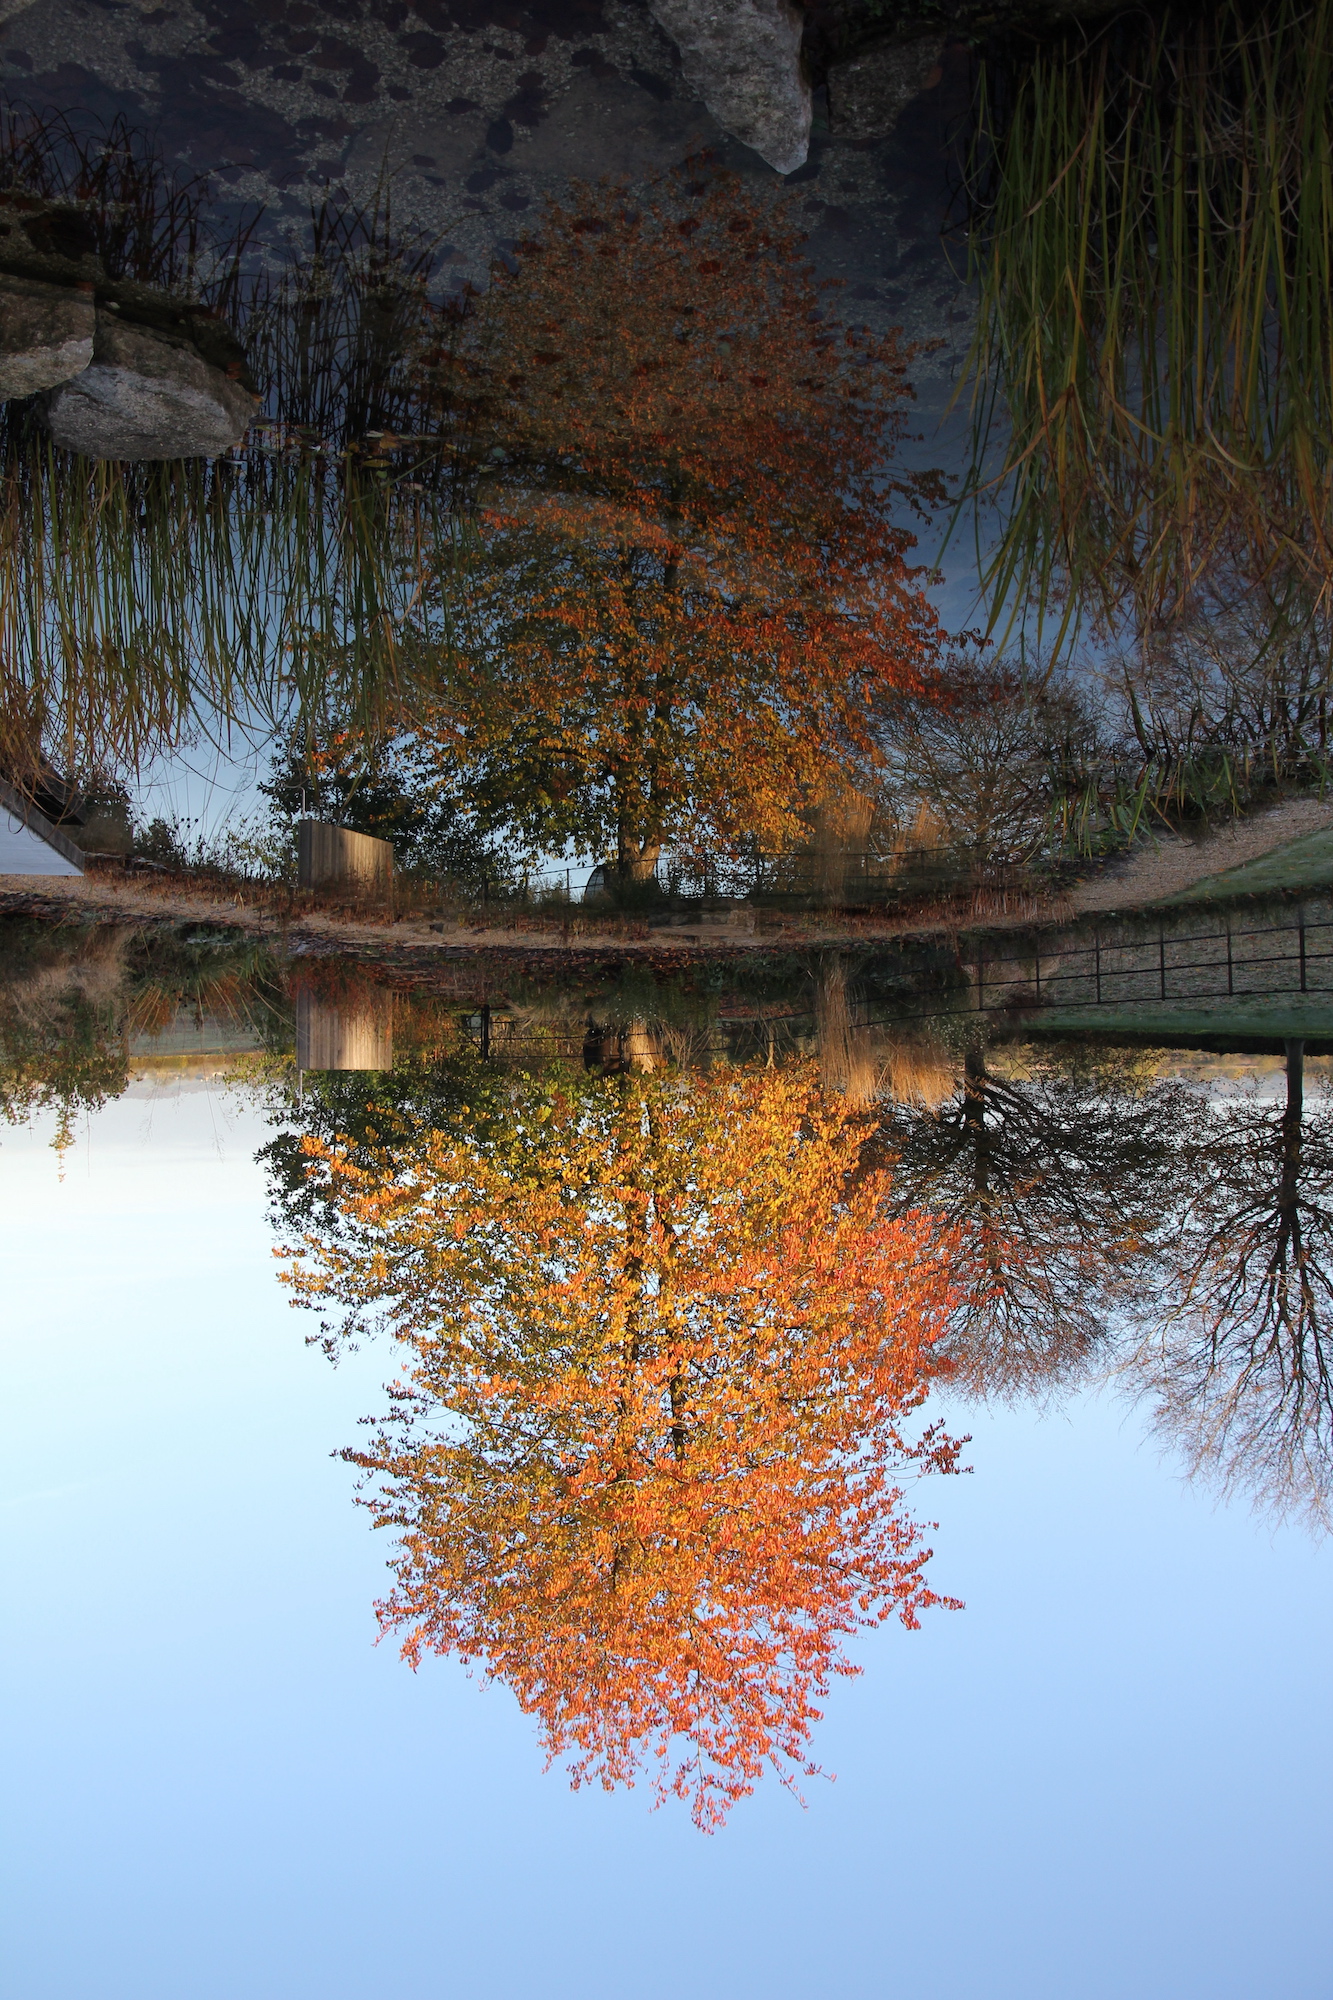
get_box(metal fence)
[441,907,1333,1065]
[960,907,1333,1017]
[490,847,1028,910]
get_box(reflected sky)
[2,1077,1330,1999]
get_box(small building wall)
[0,778,84,875]
[295,989,393,1071]
[297,820,393,898]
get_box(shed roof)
[0,779,85,875]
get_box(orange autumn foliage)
[280,1064,962,1829]
[421,174,944,876]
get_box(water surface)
[2,908,1330,1998]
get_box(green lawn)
[1152,824,1333,905]
[1027,994,1333,1040]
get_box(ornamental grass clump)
[961,0,1333,648]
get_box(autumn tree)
[262,722,508,896]
[413,172,943,881]
[277,1062,961,1827]
[1130,1041,1333,1525]
[876,1043,1190,1398]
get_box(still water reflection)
[1,11,1331,1977]
[4,908,1331,1849]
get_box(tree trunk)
[1280,1037,1305,1226]
[616,835,661,884]
[622,1019,657,1071]
[964,1047,992,1208]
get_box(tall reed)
[0,416,464,776]
[0,102,258,304]
[960,1,1333,647]
[0,108,469,780]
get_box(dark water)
[0,0,974,382]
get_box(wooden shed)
[297,820,393,900]
[295,988,393,1071]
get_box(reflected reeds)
[962,0,1333,646]
[0,100,469,778]
[0,414,464,776]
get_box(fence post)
[1300,910,1308,992]
[1094,929,1101,1004]
[1159,925,1167,1001]
[1227,923,1234,996]
[480,1003,491,1061]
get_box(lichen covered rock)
[827,35,946,141]
[649,0,811,175]
[42,309,259,460]
[0,274,95,400]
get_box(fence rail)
[491,847,1032,910]
[444,911,1333,1064]
[961,910,1333,1017]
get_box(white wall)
[0,807,82,876]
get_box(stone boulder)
[0,195,100,291]
[95,278,255,389]
[0,274,94,400]
[649,0,811,175]
[42,308,259,460]
[827,35,946,140]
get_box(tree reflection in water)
[1131,1039,1333,1527]
[274,1061,962,1829]
[870,1032,1333,1525]
[875,1043,1190,1399]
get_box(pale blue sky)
[2,1084,1330,2000]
